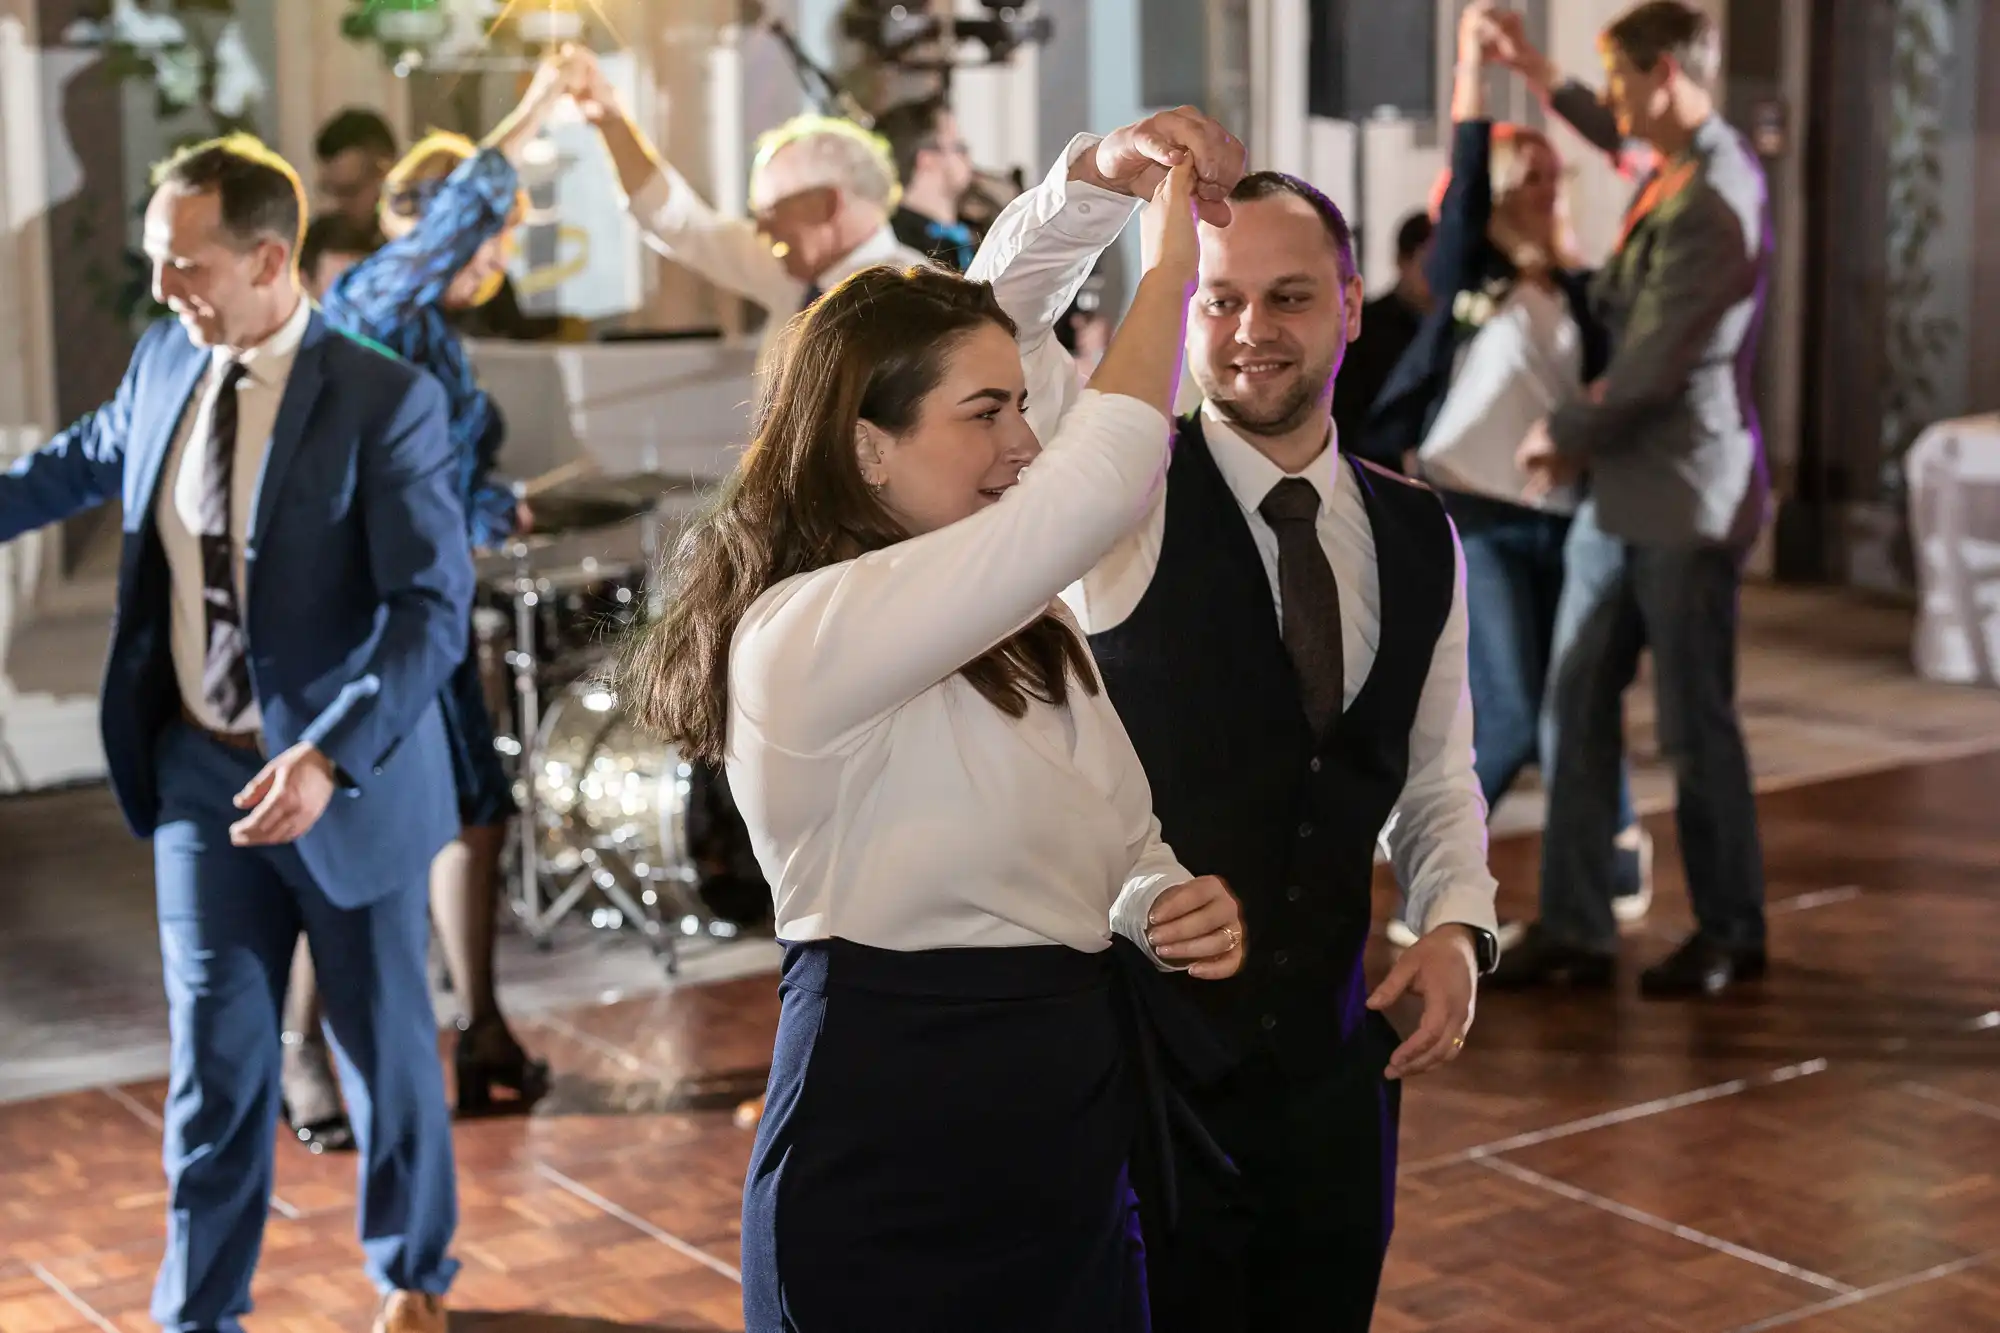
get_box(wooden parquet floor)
[2,751,1997,1332]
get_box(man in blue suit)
[0,135,468,1333]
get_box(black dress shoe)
[1638,933,1767,998]
[280,1031,355,1154]
[1487,922,1617,991]
[280,1097,356,1154]
[454,1018,551,1116]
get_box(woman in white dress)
[623,161,1245,1331]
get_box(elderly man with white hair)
[565,49,929,358]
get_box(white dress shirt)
[626,165,931,365]
[156,297,313,733]
[726,391,1192,960]
[964,136,1496,940]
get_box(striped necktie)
[196,359,254,728]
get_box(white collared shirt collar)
[1198,402,1344,521]
[815,223,923,290]
[215,296,312,388]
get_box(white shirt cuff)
[1111,869,1188,972]
[1416,878,1502,945]
[1041,134,1144,245]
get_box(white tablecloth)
[1907,412,2000,688]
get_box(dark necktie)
[798,283,823,313]
[1259,477,1344,733]
[197,359,254,728]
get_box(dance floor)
[2,746,1997,1330]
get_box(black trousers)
[742,938,1162,1332]
[1142,1010,1402,1333]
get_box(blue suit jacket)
[0,309,473,907]
[1357,120,1611,472]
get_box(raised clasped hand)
[1094,107,1248,227]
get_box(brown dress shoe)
[374,1290,446,1333]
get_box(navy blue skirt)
[741,936,1234,1333]
[438,644,515,829]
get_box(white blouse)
[1418,280,1585,513]
[724,389,1191,960]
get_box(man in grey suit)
[1486,1,1772,996]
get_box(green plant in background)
[1880,0,1961,497]
[63,0,268,322]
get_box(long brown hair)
[624,264,1098,762]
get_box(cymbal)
[524,472,708,536]
[525,492,658,536]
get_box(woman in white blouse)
[624,162,1245,1330]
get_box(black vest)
[1089,417,1456,1075]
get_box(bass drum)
[528,678,694,886]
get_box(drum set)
[477,468,750,975]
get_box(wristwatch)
[1467,926,1500,975]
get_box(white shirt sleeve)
[732,390,1175,758]
[625,165,802,315]
[971,137,1136,349]
[1380,523,1501,939]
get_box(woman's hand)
[561,45,621,125]
[1140,161,1202,294]
[1457,0,1495,67]
[1145,875,1245,980]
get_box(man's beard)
[1197,350,1341,438]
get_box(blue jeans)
[1450,493,1637,833]
[1537,501,1766,952]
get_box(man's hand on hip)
[230,742,338,846]
[1076,108,1248,227]
[1367,922,1478,1079]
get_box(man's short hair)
[750,115,901,212]
[1394,211,1435,264]
[1604,1,1721,88]
[314,108,397,163]
[151,133,306,255]
[1227,171,1358,283]
[300,212,383,277]
[872,96,950,189]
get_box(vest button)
[1259,1013,1278,1031]
[1286,886,1302,902]
[1309,758,1321,773]
[1297,822,1313,838]
[1272,950,1289,968]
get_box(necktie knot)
[1259,476,1320,527]
[218,358,248,393]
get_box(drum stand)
[501,537,684,975]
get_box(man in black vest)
[977,164,1500,1328]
